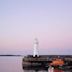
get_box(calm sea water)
[0,56,71,72]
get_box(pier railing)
[23,56,52,62]
[23,55,72,62]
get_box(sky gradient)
[0,0,72,55]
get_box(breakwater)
[22,55,72,70]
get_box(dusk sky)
[0,0,72,55]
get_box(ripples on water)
[0,57,72,72]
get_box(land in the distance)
[0,54,21,56]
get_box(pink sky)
[0,0,72,55]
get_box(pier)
[22,55,72,69]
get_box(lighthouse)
[33,38,39,57]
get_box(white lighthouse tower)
[33,38,39,57]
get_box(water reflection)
[22,66,64,72]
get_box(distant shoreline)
[0,55,72,57]
[0,55,22,56]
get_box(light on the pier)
[33,38,39,57]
